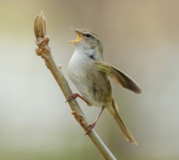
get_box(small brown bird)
[67,27,142,145]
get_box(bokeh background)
[0,0,179,159]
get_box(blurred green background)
[0,0,179,159]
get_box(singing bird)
[66,27,142,145]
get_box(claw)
[84,107,105,135]
[65,93,89,104]
[85,122,97,135]
[66,94,77,103]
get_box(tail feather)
[106,99,137,145]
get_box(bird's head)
[68,27,103,54]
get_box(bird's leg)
[85,107,105,135]
[66,93,89,105]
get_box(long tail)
[105,99,137,145]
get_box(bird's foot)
[85,121,97,135]
[66,93,89,105]
[84,107,105,135]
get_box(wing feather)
[95,61,142,94]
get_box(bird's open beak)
[67,27,82,43]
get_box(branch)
[34,11,116,160]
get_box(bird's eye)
[85,34,91,38]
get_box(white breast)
[67,47,112,108]
[68,50,94,94]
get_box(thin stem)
[34,28,116,160]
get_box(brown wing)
[95,61,142,94]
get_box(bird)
[66,27,142,145]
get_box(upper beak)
[67,27,82,43]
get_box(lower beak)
[67,27,82,44]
